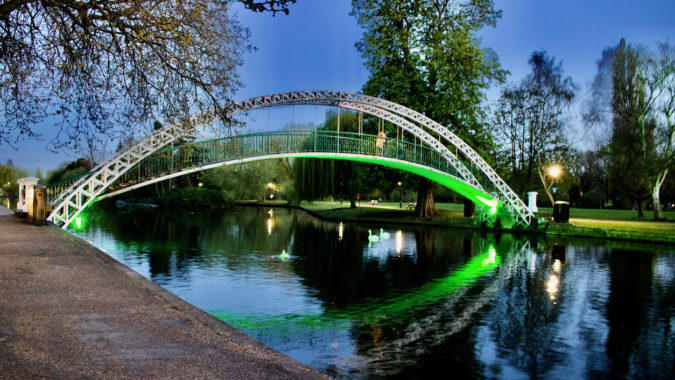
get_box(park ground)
[249,200,675,245]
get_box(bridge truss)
[47,91,534,228]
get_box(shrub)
[158,187,224,209]
[578,190,603,209]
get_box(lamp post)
[267,182,275,201]
[398,181,403,208]
[547,165,562,202]
[548,165,561,180]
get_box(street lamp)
[548,165,562,179]
[547,164,562,203]
[398,181,403,208]
[267,182,275,200]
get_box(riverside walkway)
[0,207,324,379]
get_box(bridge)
[45,91,534,229]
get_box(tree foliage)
[291,110,421,207]
[292,111,361,206]
[0,163,28,206]
[491,51,577,205]
[201,160,288,203]
[351,0,505,217]
[44,157,93,185]
[588,39,675,218]
[0,0,295,153]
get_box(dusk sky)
[2,0,674,173]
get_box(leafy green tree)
[0,0,295,151]
[640,43,675,219]
[352,0,506,217]
[576,150,609,208]
[0,163,27,206]
[292,111,361,206]
[491,51,577,206]
[201,160,288,203]
[45,158,93,184]
[592,39,675,218]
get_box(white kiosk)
[16,177,39,216]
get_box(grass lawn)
[566,219,675,235]
[302,200,675,237]
[253,200,675,240]
[537,206,675,221]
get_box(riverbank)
[238,200,675,245]
[0,207,325,379]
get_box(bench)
[406,202,416,210]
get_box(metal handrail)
[109,130,497,197]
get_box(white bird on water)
[280,250,290,261]
[379,228,390,240]
[368,230,380,243]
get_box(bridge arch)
[48,91,533,228]
[227,92,532,224]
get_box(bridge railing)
[46,171,93,205]
[107,131,498,195]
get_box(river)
[71,206,674,379]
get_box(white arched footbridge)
[46,91,534,229]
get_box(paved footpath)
[0,208,326,379]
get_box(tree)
[45,158,93,184]
[292,111,361,206]
[352,0,506,218]
[576,150,608,208]
[643,43,675,219]
[0,163,28,206]
[492,51,577,206]
[200,160,285,203]
[594,39,675,218]
[0,0,295,152]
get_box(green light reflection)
[210,245,501,335]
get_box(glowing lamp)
[475,196,498,209]
[548,165,562,178]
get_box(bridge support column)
[464,198,475,217]
[527,192,538,213]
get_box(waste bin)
[553,201,570,223]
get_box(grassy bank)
[269,200,675,244]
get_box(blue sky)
[2,0,674,172]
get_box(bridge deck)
[0,210,323,379]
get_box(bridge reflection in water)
[69,206,675,378]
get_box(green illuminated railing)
[109,130,496,194]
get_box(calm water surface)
[72,206,674,379]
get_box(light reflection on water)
[71,206,675,379]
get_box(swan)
[368,230,380,243]
[379,228,390,240]
[280,249,290,261]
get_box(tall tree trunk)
[652,169,668,220]
[415,178,437,218]
[537,165,555,206]
[637,200,645,218]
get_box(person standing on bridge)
[376,130,387,156]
